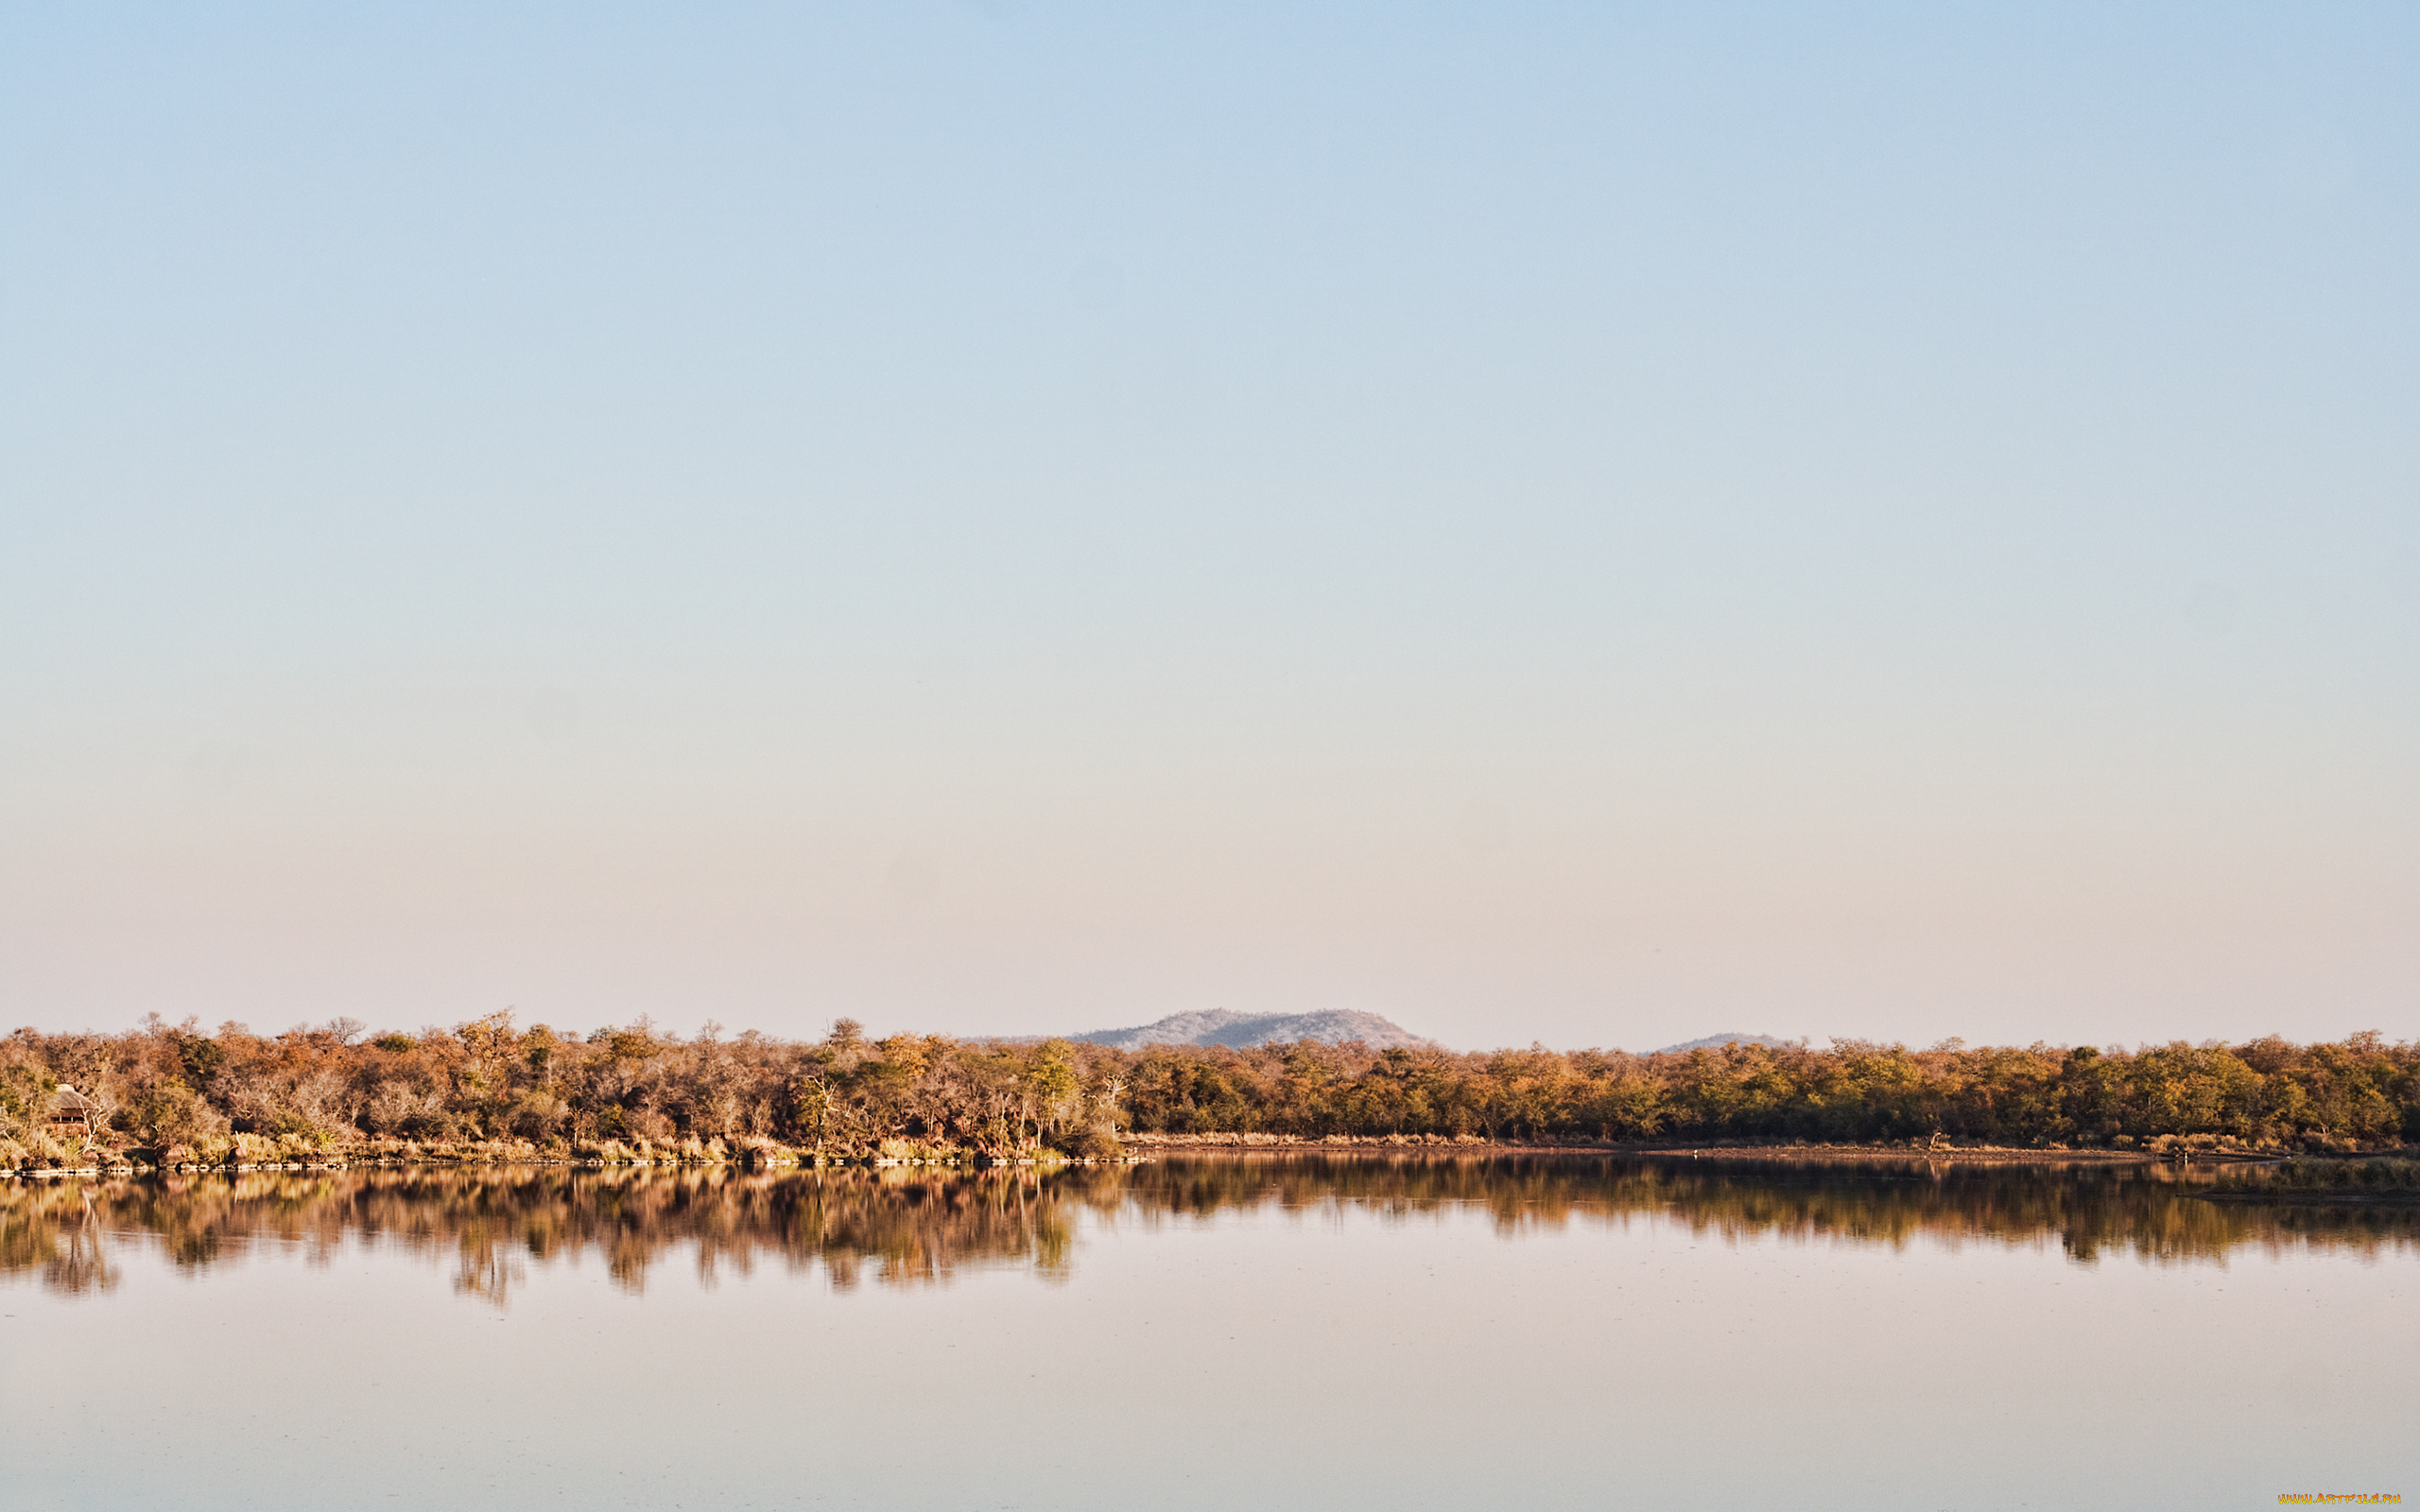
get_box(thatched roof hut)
[47,1087,96,1131]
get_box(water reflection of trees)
[1132,1155,2420,1266]
[4,1156,2412,1304]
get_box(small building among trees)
[47,1087,97,1137]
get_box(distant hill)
[1652,1032,1791,1055]
[1072,1008,1435,1052]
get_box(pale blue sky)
[4,3,2415,1048]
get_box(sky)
[3,3,2415,1051]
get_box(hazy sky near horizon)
[4,3,2416,1051]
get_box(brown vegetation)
[1,1016,2413,1172]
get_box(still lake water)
[2,1156,2412,1512]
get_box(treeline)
[3,1015,2415,1170]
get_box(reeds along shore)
[4,1017,2416,1171]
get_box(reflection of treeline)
[1120,1155,2420,1264]
[6,1157,2413,1301]
[2213,1156,2420,1193]
[0,1166,1096,1300]
[3,1017,2414,1169]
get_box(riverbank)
[0,1135,1108,1177]
[1109,1132,2277,1161]
[2196,1190,2420,1206]
[11,1132,2408,1178]
[0,1140,2161,1176]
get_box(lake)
[2,1156,2412,1511]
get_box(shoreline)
[9,1136,2322,1178]
[2195,1190,2420,1207]
[14,1132,2400,1180]
[1123,1135,2176,1162]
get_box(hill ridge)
[1072,1008,1434,1052]
[1652,1031,1791,1054]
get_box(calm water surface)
[3,1156,2412,1511]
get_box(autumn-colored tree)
[1,1017,2413,1170]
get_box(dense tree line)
[1118,1033,2418,1151]
[1,1013,1128,1168]
[2,1015,2413,1170]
